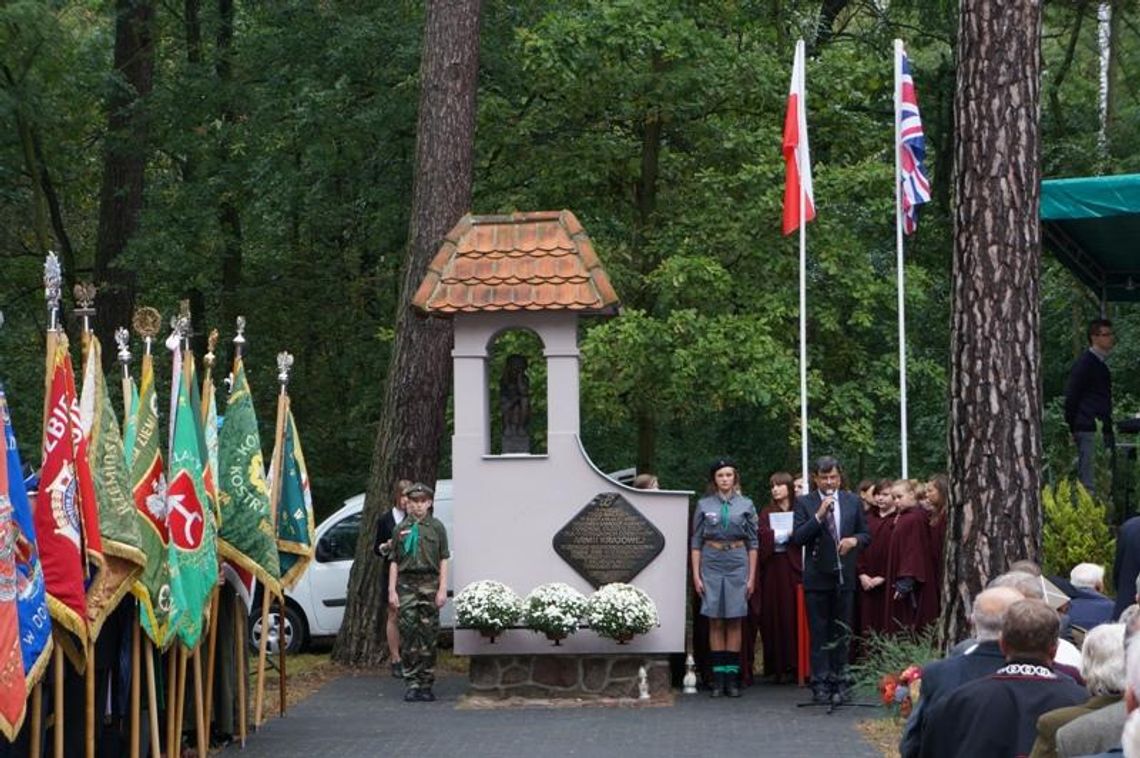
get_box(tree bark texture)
[94,0,155,367]
[333,0,482,666]
[941,0,1044,646]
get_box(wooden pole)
[234,592,247,748]
[203,588,220,731]
[165,649,177,758]
[130,620,141,758]
[174,647,188,758]
[193,645,207,758]
[30,682,43,758]
[53,644,63,758]
[255,382,289,728]
[84,638,94,758]
[278,592,286,716]
[253,591,271,728]
[144,640,160,758]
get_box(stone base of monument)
[467,655,671,700]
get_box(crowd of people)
[685,454,1139,756]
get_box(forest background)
[2,0,1139,522]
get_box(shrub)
[1042,478,1116,590]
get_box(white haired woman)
[1030,622,1126,758]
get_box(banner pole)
[130,619,140,758]
[894,38,910,479]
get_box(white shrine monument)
[412,211,690,696]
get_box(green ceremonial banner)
[130,353,176,648]
[273,410,315,590]
[167,349,218,649]
[123,378,139,468]
[82,337,146,639]
[217,359,280,595]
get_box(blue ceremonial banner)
[0,384,53,686]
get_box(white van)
[249,480,454,653]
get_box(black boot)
[710,670,724,697]
[724,669,741,698]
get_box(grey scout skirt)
[699,543,749,619]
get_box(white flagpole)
[797,39,810,487]
[894,39,909,479]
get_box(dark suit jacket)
[373,508,404,557]
[791,490,870,591]
[899,640,1007,758]
[1068,587,1114,633]
[1112,516,1140,619]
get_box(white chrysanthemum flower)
[523,582,588,639]
[586,583,658,641]
[454,580,522,634]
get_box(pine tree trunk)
[941,0,1044,645]
[93,0,155,366]
[332,0,482,666]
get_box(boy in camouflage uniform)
[388,482,450,702]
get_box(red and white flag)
[782,40,815,235]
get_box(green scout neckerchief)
[402,520,421,555]
[720,498,731,529]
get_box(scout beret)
[403,482,434,499]
[708,457,738,479]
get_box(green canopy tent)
[1042,173,1140,304]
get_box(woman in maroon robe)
[926,474,949,590]
[858,479,896,638]
[753,472,802,683]
[882,480,940,633]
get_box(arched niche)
[486,327,547,455]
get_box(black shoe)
[710,672,724,698]
[391,661,404,679]
[724,673,741,698]
[419,689,436,702]
[403,688,419,702]
[810,686,829,704]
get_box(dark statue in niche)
[499,353,530,453]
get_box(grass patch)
[857,717,903,758]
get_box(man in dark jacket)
[1064,318,1115,492]
[899,586,1024,758]
[921,600,1088,758]
[791,455,870,703]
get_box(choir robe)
[928,513,947,587]
[751,504,802,680]
[921,661,1087,758]
[883,506,940,633]
[858,508,895,636]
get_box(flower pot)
[545,631,567,646]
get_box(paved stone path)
[223,674,881,757]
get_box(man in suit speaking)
[791,455,871,703]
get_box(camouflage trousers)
[397,575,440,689]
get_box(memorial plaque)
[552,492,665,588]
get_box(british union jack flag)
[898,50,931,235]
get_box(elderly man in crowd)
[899,586,1023,758]
[1068,563,1116,635]
[1056,611,1140,757]
[1031,622,1125,758]
[921,599,1087,758]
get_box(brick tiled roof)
[412,211,620,315]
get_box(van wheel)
[248,601,307,654]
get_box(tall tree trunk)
[941,0,1044,645]
[94,0,155,365]
[332,0,482,666]
[215,0,244,337]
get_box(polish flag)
[782,40,815,236]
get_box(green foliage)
[1042,479,1116,588]
[849,626,941,697]
[3,0,1140,511]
